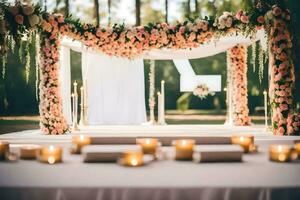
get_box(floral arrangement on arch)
[193,84,215,100]
[228,44,251,126]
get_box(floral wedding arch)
[0,2,299,135]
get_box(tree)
[64,0,69,16]
[165,0,168,23]
[135,0,141,26]
[194,0,199,14]
[187,0,191,18]
[94,0,100,26]
[108,0,111,26]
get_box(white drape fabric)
[82,52,147,125]
[59,45,72,125]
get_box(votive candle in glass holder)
[20,145,41,159]
[72,135,91,154]
[172,139,195,160]
[37,145,63,164]
[136,138,159,155]
[0,141,9,160]
[269,145,297,162]
[120,150,144,167]
[231,135,254,153]
[295,141,300,156]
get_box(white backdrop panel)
[83,52,147,125]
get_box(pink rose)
[278,127,285,135]
[257,16,265,24]
[240,15,249,23]
[15,14,24,25]
[273,7,282,16]
[235,10,243,20]
[8,6,19,16]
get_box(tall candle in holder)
[37,145,63,164]
[159,80,166,125]
[172,139,195,160]
[157,92,161,123]
[79,86,84,126]
[263,90,268,130]
[72,81,79,131]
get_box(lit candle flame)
[49,145,54,152]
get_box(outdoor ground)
[0,110,268,134]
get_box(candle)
[0,141,9,160]
[20,145,41,159]
[157,92,161,123]
[231,135,254,153]
[160,80,166,125]
[79,86,84,126]
[37,145,63,164]
[263,90,268,129]
[295,141,300,156]
[136,138,159,155]
[269,145,297,162]
[172,139,195,160]
[120,150,144,167]
[73,81,78,95]
[72,135,91,154]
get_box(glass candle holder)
[231,135,254,153]
[0,141,9,160]
[120,150,144,167]
[37,145,63,164]
[136,138,159,155]
[72,135,91,154]
[172,139,195,160]
[269,145,297,162]
[295,141,300,157]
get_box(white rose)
[29,14,40,27]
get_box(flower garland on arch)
[193,84,215,100]
[266,5,300,135]
[228,44,251,126]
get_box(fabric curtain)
[82,52,147,125]
[59,45,72,125]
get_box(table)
[0,145,300,200]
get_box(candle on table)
[136,138,159,155]
[172,139,195,160]
[0,141,9,160]
[295,141,300,156]
[121,150,144,167]
[72,135,91,154]
[20,145,41,159]
[263,90,268,129]
[269,145,297,162]
[37,145,63,164]
[231,135,254,153]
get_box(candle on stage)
[269,145,297,162]
[136,138,159,155]
[263,90,268,129]
[72,81,79,130]
[37,145,63,164]
[172,139,195,160]
[157,92,161,123]
[295,141,300,156]
[160,80,166,124]
[83,79,88,125]
[231,135,254,153]
[79,86,84,126]
[72,135,91,154]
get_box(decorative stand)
[79,79,89,127]
[263,90,269,132]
